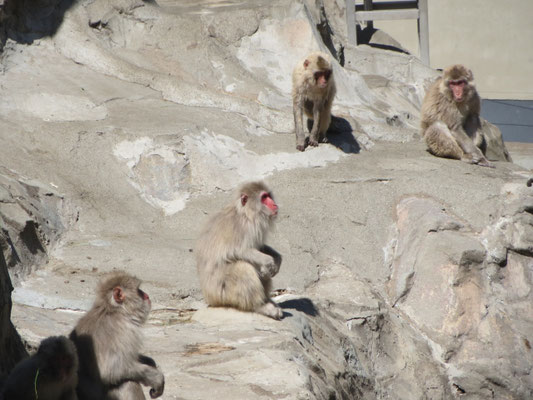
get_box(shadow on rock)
[357,26,410,55]
[305,115,360,154]
[328,116,361,154]
[279,297,319,317]
[1,0,77,46]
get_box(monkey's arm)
[138,354,157,368]
[259,245,282,277]
[235,248,278,278]
[452,125,492,167]
[104,357,163,399]
[293,98,306,151]
[124,362,164,399]
[463,113,484,148]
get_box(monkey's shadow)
[307,116,361,154]
[278,298,319,317]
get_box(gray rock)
[0,168,70,283]
[481,119,513,162]
[388,194,533,399]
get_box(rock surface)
[0,0,529,399]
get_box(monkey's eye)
[261,193,269,201]
[450,80,466,86]
[324,70,331,80]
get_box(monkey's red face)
[138,288,151,306]
[314,70,331,89]
[261,191,278,216]
[449,80,466,102]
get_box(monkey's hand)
[237,248,279,278]
[296,144,306,152]
[260,245,282,277]
[308,139,319,147]
[148,372,164,399]
[465,152,494,168]
[477,158,495,168]
[136,359,164,398]
[259,257,279,279]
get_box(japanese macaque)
[292,51,336,151]
[1,335,78,400]
[195,181,283,320]
[70,272,164,400]
[420,64,492,167]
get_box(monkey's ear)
[303,59,310,68]
[241,194,248,206]
[113,286,125,304]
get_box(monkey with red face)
[70,272,164,400]
[292,51,336,151]
[421,64,492,167]
[195,181,283,320]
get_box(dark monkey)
[1,335,78,400]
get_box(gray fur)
[195,181,283,320]
[70,272,164,400]
[292,52,336,151]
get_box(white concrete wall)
[372,0,533,100]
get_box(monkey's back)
[71,305,143,385]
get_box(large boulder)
[387,191,533,398]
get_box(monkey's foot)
[296,144,305,152]
[149,383,165,399]
[465,156,494,168]
[257,302,283,320]
[308,139,318,147]
[259,260,280,278]
[478,159,495,168]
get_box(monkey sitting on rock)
[420,64,493,168]
[70,272,164,400]
[195,181,283,320]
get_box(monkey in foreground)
[1,335,78,400]
[70,272,164,400]
[292,51,336,151]
[420,64,492,167]
[195,181,283,320]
